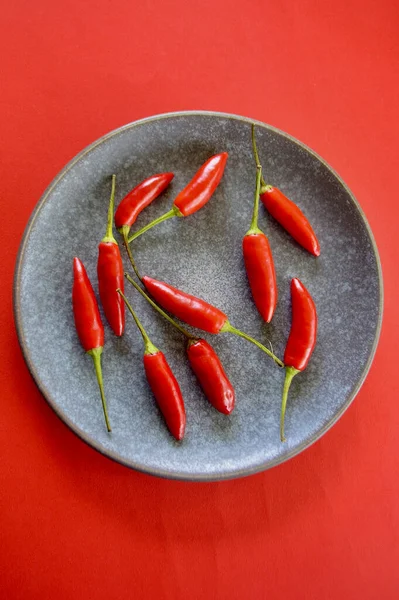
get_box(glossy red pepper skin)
[243,232,277,323]
[173,152,228,216]
[187,339,235,414]
[97,176,125,336]
[260,186,320,256]
[97,242,125,336]
[142,276,227,334]
[284,278,317,370]
[73,257,104,351]
[280,278,317,441]
[114,173,174,231]
[144,351,186,440]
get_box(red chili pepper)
[72,257,111,432]
[141,275,283,367]
[97,175,125,336]
[115,173,174,232]
[144,352,186,440]
[114,173,174,278]
[261,187,320,256]
[186,339,235,415]
[173,152,228,216]
[117,289,186,440]
[280,278,317,442]
[125,273,235,415]
[243,234,277,322]
[127,153,228,243]
[243,130,278,322]
[252,126,320,257]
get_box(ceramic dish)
[13,111,383,480]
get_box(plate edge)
[12,110,384,481]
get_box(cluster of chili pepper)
[72,126,318,442]
[72,152,231,438]
[245,126,319,439]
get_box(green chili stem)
[102,175,117,244]
[121,227,142,280]
[88,347,111,432]
[251,124,266,187]
[247,165,263,235]
[127,206,181,243]
[280,366,300,442]
[117,289,159,355]
[125,273,195,340]
[221,321,284,367]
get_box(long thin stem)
[280,366,299,442]
[103,174,117,243]
[247,165,262,234]
[117,289,159,355]
[88,347,112,432]
[127,207,179,243]
[251,124,266,187]
[221,322,284,367]
[125,273,195,340]
[121,227,142,280]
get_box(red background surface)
[1,1,398,598]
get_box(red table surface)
[1,1,398,598]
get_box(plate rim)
[13,110,384,481]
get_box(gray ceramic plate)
[14,111,383,480]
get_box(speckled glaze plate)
[14,111,383,480]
